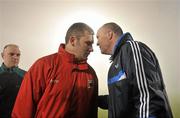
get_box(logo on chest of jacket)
[114,63,119,69]
[49,75,61,84]
[50,79,59,84]
[50,77,60,84]
[87,79,95,89]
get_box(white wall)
[0,1,180,115]
[0,2,2,57]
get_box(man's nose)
[97,41,99,46]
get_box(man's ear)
[69,36,76,46]
[107,31,113,40]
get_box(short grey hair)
[3,44,19,52]
[102,22,123,37]
[65,22,94,44]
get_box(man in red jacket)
[12,22,98,118]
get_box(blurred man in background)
[0,44,26,118]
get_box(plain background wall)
[0,0,180,117]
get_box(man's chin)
[76,57,87,62]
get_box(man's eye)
[17,54,20,57]
[9,53,14,56]
[9,53,20,56]
[86,42,92,45]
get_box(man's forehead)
[97,27,106,34]
[80,35,93,43]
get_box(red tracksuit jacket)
[12,44,98,118]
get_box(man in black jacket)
[96,22,173,118]
[0,44,26,118]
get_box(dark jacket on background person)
[0,63,26,118]
[12,44,98,118]
[108,32,173,118]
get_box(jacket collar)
[58,44,89,70]
[110,32,133,60]
[0,63,18,72]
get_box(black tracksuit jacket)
[0,63,26,118]
[107,33,173,118]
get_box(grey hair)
[3,44,19,52]
[65,22,94,44]
[102,22,123,36]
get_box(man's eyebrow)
[9,52,21,55]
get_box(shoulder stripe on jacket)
[128,41,150,118]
